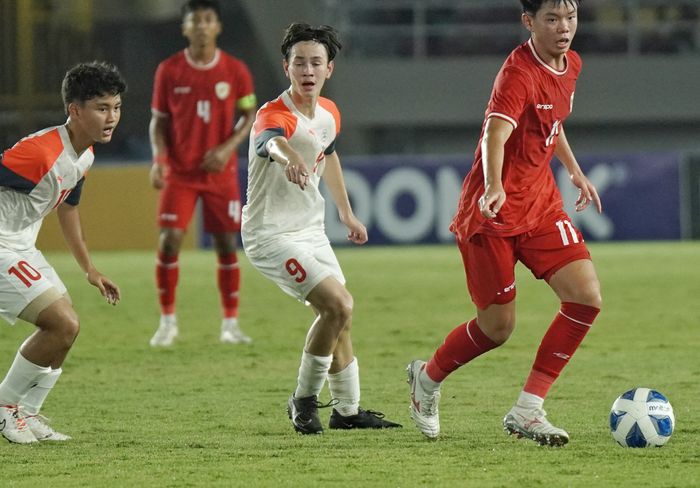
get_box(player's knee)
[58,312,81,348]
[213,235,237,255]
[331,297,354,326]
[160,241,179,256]
[487,320,515,344]
[320,293,353,329]
[476,304,515,346]
[477,313,515,345]
[575,280,602,310]
[159,229,183,255]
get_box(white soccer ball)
[610,387,675,448]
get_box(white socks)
[0,351,51,406]
[328,357,360,416]
[419,367,442,395]
[294,353,362,417]
[20,368,62,416]
[294,351,332,399]
[517,391,545,410]
[161,314,177,325]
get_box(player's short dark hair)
[61,61,127,110]
[281,23,342,62]
[181,0,221,20]
[520,0,581,15]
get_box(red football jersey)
[451,39,582,240]
[151,49,255,175]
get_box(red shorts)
[457,210,591,310]
[158,174,241,233]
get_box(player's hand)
[285,160,311,190]
[570,172,602,213]
[341,213,368,245]
[201,146,231,173]
[86,268,121,306]
[478,185,506,219]
[149,163,165,189]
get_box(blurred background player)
[242,23,401,434]
[148,0,257,346]
[408,0,602,446]
[0,61,125,443]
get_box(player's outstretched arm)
[56,203,121,305]
[266,136,310,190]
[322,152,367,244]
[555,128,602,213]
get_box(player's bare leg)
[475,301,517,344]
[286,278,349,433]
[212,232,250,344]
[151,227,184,347]
[306,281,399,430]
[287,278,399,433]
[304,277,353,357]
[20,299,79,368]
[0,293,77,443]
[548,259,601,308]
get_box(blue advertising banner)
[322,152,682,244]
[207,152,682,247]
[559,152,681,241]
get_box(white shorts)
[0,248,67,325]
[245,234,345,302]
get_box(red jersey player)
[407,0,602,446]
[148,0,257,347]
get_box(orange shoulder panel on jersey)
[318,97,341,134]
[2,128,63,184]
[253,98,297,139]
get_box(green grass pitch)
[1,242,699,487]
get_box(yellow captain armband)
[237,94,257,111]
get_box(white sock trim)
[517,391,544,410]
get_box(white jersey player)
[241,23,400,434]
[242,90,343,299]
[0,62,125,444]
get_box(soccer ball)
[610,388,675,448]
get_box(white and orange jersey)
[242,90,340,253]
[0,124,93,251]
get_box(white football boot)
[220,318,252,344]
[406,360,441,439]
[24,414,71,441]
[0,405,38,444]
[149,315,178,347]
[503,405,569,446]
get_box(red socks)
[156,252,241,319]
[523,301,600,398]
[156,252,178,315]
[426,319,499,382]
[217,253,240,319]
[424,302,599,389]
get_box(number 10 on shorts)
[8,260,42,288]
